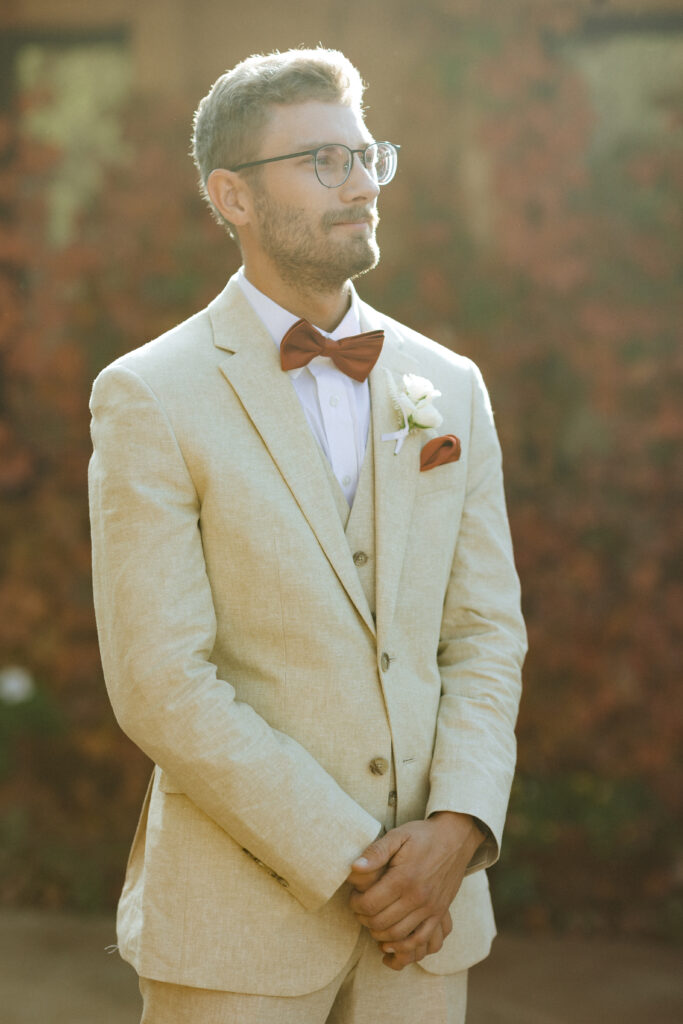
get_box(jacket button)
[369,757,389,776]
[388,790,397,807]
[353,550,368,566]
[380,652,390,671]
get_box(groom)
[89,47,526,1023]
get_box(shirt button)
[388,790,397,807]
[329,394,339,407]
[380,652,390,671]
[342,475,351,487]
[353,551,368,566]
[369,757,389,776]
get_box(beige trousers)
[139,928,467,1024]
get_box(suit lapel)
[208,279,375,637]
[360,301,421,638]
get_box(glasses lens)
[315,145,352,187]
[366,143,397,186]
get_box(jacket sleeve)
[89,363,381,911]
[426,361,527,872]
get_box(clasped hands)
[346,812,484,972]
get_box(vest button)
[353,550,368,566]
[380,652,390,671]
[369,757,389,776]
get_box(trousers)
[139,927,468,1024]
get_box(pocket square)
[420,434,461,472]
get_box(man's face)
[245,101,381,292]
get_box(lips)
[332,214,378,228]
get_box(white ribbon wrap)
[381,419,411,455]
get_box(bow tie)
[280,319,384,383]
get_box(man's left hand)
[347,812,484,969]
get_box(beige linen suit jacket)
[88,276,526,996]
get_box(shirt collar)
[235,267,361,378]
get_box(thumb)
[352,828,403,873]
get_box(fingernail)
[384,947,395,954]
[354,857,369,868]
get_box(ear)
[206,168,252,229]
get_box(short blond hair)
[192,48,365,231]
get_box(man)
[89,47,526,1024]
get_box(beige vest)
[317,427,376,617]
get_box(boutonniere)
[381,372,443,454]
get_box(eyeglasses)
[229,141,400,189]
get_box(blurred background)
[0,0,681,965]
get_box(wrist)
[428,811,485,853]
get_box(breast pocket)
[415,458,463,498]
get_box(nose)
[340,152,381,202]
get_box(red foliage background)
[1,8,681,937]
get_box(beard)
[252,188,380,293]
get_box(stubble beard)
[253,190,380,294]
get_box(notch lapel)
[208,280,375,637]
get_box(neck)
[242,256,352,333]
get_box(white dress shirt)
[236,267,370,505]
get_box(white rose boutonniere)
[381,372,444,454]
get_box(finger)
[349,859,427,920]
[351,828,406,875]
[412,942,430,964]
[352,898,408,933]
[426,922,444,956]
[351,891,420,933]
[382,943,428,970]
[349,876,407,919]
[366,905,434,943]
[347,866,384,892]
[381,914,442,955]
[411,943,430,964]
[441,909,453,939]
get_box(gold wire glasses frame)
[229,141,400,188]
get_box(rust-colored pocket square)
[420,434,462,472]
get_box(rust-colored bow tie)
[280,319,384,383]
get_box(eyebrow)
[289,139,375,152]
